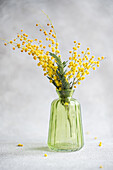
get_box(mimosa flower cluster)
[3,13,104,90]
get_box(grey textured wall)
[0,0,113,144]
[0,1,113,170]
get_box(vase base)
[48,143,84,152]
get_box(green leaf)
[49,52,64,73]
[62,61,68,68]
[62,69,67,76]
[49,52,61,63]
[49,52,70,90]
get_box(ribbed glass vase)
[47,89,84,152]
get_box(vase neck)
[56,89,74,100]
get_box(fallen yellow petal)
[44,154,47,157]
[17,144,23,147]
[99,142,102,147]
[99,165,103,168]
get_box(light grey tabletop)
[0,0,113,169]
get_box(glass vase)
[47,89,84,152]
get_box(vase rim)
[56,89,75,92]
[56,89,75,98]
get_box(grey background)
[0,0,113,169]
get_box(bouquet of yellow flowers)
[3,12,104,91]
[2,11,105,152]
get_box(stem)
[36,21,51,40]
[66,107,72,137]
[41,10,58,43]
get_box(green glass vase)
[47,89,84,152]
